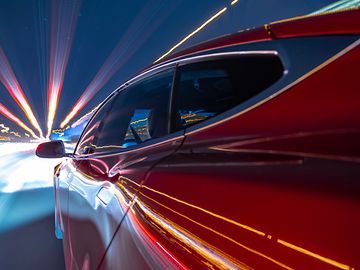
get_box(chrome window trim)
[115,62,178,94]
[115,51,280,95]
[175,50,280,66]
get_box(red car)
[37,8,360,270]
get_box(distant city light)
[0,103,40,139]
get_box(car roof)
[150,8,360,68]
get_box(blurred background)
[0,0,352,269]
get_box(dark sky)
[0,0,335,140]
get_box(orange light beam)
[154,7,228,63]
[0,103,40,139]
[0,46,44,138]
[277,239,352,270]
[60,0,180,128]
[46,0,81,138]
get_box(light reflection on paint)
[142,184,266,237]
[126,199,190,270]
[46,0,81,138]
[208,128,360,163]
[0,46,44,138]
[277,239,353,270]
[90,163,105,175]
[137,190,292,270]
[90,158,110,173]
[119,177,351,269]
[131,196,251,270]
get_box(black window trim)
[169,50,284,134]
[74,50,283,158]
[73,91,118,156]
[74,63,178,158]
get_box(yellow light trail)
[137,190,292,270]
[142,184,265,237]
[0,103,40,139]
[277,239,353,270]
[154,7,228,63]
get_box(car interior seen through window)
[91,69,174,153]
[75,96,116,155]
[173,54,284,131]
[76,54,283,155]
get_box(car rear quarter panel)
[123,38,360,269]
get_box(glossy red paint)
[157,9,360,65]
[158,27,272,65]
[270,9,360,38]
[41,9,360,270]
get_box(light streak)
[0,46,44,138]
[46,0,81,138]
[10,131,21,138]
[0,123,23,140]
[60,0,180,128]
[138,191,291,270]
[142,184,265,237]
[0,103,40,139]
[277,239,352,270]
[71,105,99,128]
[154,7,228,63]
[231,0,239,5]
[0,123,10,133]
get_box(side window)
[75,96,115,155]
[91,69,174,153]
[173,54,284,131]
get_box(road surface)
[0,142,65,270]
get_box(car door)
[116,36,360,269]
[67,67,185,270]
[100,52,283,269]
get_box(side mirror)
[36,140,65,158]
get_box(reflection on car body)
[37,8,360,270]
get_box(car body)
[38,8,360,270]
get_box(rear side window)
[173,53,284,131]
[91,69,174,153]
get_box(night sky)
[0,0,335,141]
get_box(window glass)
[173,54,284,131]
[92,69,174,153]
[75,97,115,155]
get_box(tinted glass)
[91,69,174,153]
[173,54,283,130]
[75,97,115,155]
